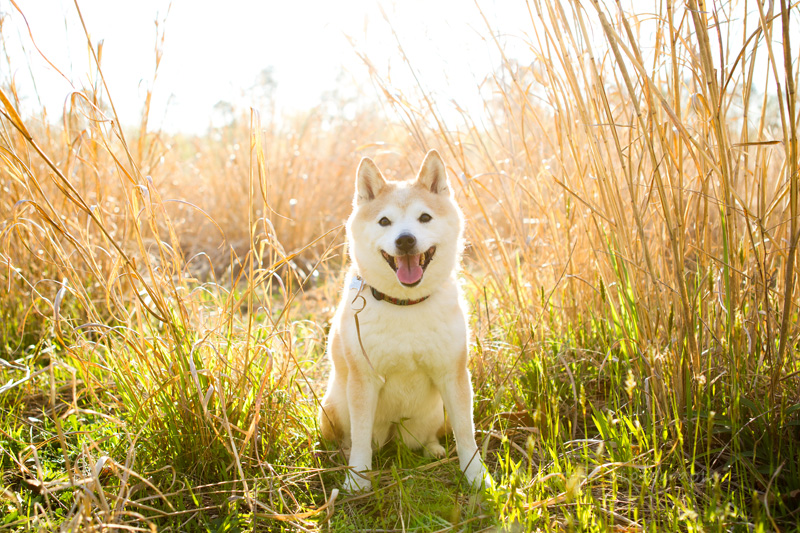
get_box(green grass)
[2,282,798,531]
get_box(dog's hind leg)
[398,396,446,458]
[320,333,351,449]
[319,370,349,446]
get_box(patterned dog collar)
[370,286,430,306]
[351,276,431,306]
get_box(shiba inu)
[319,150,490,492]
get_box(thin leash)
[350,278,386,384]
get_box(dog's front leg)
[435,366,491,489]
[343,370,380,492]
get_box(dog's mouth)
[381,246,436,287]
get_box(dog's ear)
[415,150,449,194]
[355,157,386,203]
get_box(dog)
[318,150,490,492]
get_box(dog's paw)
[342,470,372,493]
[463,461,493,491]
[425,442,446,458]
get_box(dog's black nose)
[395,233,416,253]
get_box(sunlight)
[3,0,529,132]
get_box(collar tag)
[348,276,364,291]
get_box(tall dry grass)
[366,0,800,413]
[0,7,369,527]
[360,0,800,520]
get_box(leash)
[350,277,385,383]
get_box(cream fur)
[319,150,490,492]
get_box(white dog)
[319,150,489,492]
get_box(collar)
[352,276,431,306]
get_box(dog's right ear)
[355,157,386,204]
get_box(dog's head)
[346,150,464,299]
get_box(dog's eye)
[379,217,391,227]
[419,213,432,223]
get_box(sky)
[1,0,531,134]
[3,1,794,135]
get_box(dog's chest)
[352,296,465,375]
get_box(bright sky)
[1,0,530,133]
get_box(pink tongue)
[396,254,423,284]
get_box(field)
[1,0,800,531]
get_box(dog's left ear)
[356,157,387,204]
[415,150,449,194]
